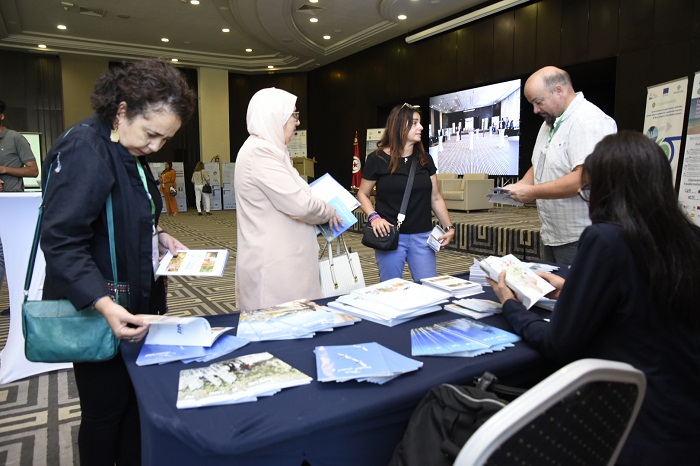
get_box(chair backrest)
[453,358,646,466]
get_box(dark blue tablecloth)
[122,293,553,466]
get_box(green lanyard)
[546,116,565,146]
[135,159,156,223]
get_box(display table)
[122,292,554,466]
[0,193,72,383]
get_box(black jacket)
[41,115,166,314]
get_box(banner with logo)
[643,77,689,183]
[222,162,236,210]
[677,72,700,226]
[204,162,222,211]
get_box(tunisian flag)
[351,131,363,189]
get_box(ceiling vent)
[79,7,106,17]
[297,4,325,15]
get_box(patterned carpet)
[0,205,540,465]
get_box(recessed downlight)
[222,28,230,33]
[310,18,318,23]
[57,25,67,30]
[323,35,331,40]
[161,38,169,43]
[398,15,407,20]
[38,44,47,49]
[245,48,253,52]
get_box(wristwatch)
[444,225,455,231]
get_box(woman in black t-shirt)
[357,103,455,281]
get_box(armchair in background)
[437,173,493,212]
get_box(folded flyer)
[156,249,229,277]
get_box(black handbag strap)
[23,161,119,304]
[396,157,417,230]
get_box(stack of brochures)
[314,342,423,384]
[444,298,502,319]
[236,299,360,341]
[326,278,450,327]
[480,254,555,309]
[420,275,484,298]
[136,315,243,366]
[469,259,489,287]
[136,335,250,366]
[156,249,230,277]
[411,318,520,357]
[176,352,312,408]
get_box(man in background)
[0,99,39,303]
[506,66,617,265]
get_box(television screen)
[428,79,521,176]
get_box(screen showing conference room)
[428,79,521,176]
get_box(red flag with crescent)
[351,131,362,189]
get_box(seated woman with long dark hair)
[489,131,700,465]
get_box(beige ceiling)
[0,0,489,73]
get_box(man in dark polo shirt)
[0,99,39,304]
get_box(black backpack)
[389,373,524,466]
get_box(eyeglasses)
[401,103,420,110]
[291,111,300,122]
[578,184,591,202]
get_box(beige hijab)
[246,87,296,155]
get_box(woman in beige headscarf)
[234,88,341,311]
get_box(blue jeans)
[543,241,579,267]
[375,231,436,282]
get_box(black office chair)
[453,358,646,466]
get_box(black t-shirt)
[363,150,436,234]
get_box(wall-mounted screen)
[428,79,521,176]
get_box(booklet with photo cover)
[176,352,312,409]
[156,249,229,277]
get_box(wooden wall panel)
[493,12,515,80]
[618,0,654,52]
[473,19,495,84]
[535,0,563,67]
[653,0,696,46]
[560,0,590,65]
[513,4,538,76]
[589,0,619,60]
[455,27,476,87]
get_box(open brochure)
[485,187,524,206]
[142,315,233,347]
[479,254,555,309]
[156,249,229,277]
[310,173,360,241]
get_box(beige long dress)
[234,88,333,311]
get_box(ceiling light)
[398,15,407,20]
[161,38,169,43]
[309,0,318,3]
[38,44,47,49]
[171,58,179,62]
[406,0,530,43]
[190,0,200,5]
[323,35,331,40]
[57,25,67,30]
[310,18,318,23]
[222,28,230,33]
[245,48,253,52]
[267,65,274,69]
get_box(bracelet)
[443,225,455,231]
[368,212,381,223]
[157,230,168,235]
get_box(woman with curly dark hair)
[357,103,455,281]
[41,58,196,465]
[489,131,700,465]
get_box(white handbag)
[319,235,365,298]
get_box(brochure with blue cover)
[411,318,520,357]
[316,196,358,241]
[315,342,423,383]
